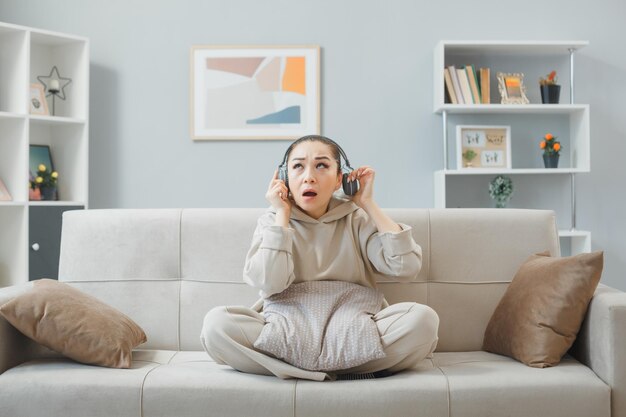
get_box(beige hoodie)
[243,195,423,303]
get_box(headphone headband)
[279,134,352,171]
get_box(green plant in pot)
[540,133,561,168]
[462,149,477,167]
[539,70,560,104]
[30,164,58,200]
[489,175,513,208]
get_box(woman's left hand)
[347,166,375,209]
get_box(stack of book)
[444,65,490,104]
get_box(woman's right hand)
[266,169,292,215]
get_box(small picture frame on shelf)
[496,72,529,105]
[29,83,49,116]
[29,144,58,201]
[0,178,11,201]
[456,125,512,170]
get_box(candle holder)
[37,66,72,116]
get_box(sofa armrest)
[0,282,62,375]
[571,283,626,417]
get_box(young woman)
[201,135,439,381]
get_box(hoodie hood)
[268,193,359,224]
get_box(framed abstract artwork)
[190,45,320,140]
[456,125,512,170]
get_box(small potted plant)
[540,133,561,168]
[539,70,560,104]
[29,163,59,200]
[489,175,513,208]
[462,149,477,167]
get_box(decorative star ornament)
[37,66,72,100]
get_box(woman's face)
[287,141,342,219]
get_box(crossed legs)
[200,301,439,381]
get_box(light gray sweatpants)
[200,301,439,381]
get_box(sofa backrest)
[58,208,559,352]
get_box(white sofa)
[0,207,624,417]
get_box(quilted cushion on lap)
[254,281,385,371]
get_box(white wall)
[1,0,625,289]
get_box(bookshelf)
[0,22,89,287]
[433,41,591,255]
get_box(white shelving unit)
[433,40,591,254]
[0,22,89,287]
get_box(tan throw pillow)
[0,279,147,368]
[483,251,603,368]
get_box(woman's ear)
[335,172,342,191]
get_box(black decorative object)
[540,84,561,104]
[40,186,57,201]
[543,154,560,168]
[37,66,72,116]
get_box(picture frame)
[29,144,57,201]
[0,178,11,201]
[456,125,512,170]
[190,45,320,140]
[29,83,49,115]
[496,72,529,105]
[30,144,54,179]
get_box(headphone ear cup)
[342,172,359,196]
[278,166,289,190]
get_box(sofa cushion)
[140,351,449,417]
[0,279,147,368]
[69,280,180,351]
[0,354,163,417]
[0,350,609,417]
[141,351,299,417]
[427,209,560,352]
[294,360,448,417]
[59,208,561,353]
[434,351,610,417]
[482,251,604,367]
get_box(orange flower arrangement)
[539,70,559,86]
[540,133,561,156]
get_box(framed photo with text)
[456,125,512,170]
[191,45,320,140]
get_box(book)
[443,68,458,104]
[447,65,465,105]
[456,68,474,104]
[465,65,481,104]
[480,67,490,104]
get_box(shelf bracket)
[442,110,448,170]
[569,48,575,104]
[569,48,577,231]
[571,173,577,231]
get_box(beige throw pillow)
[0,279,147,368]
[483,251,603,368]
